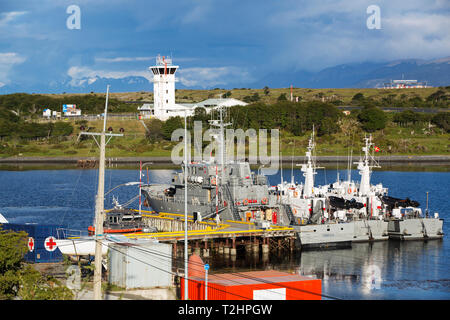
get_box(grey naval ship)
[276,133,443,246]
[141,112,443,250]
[323,135,444,241]
[141,110,295,229]
[274,131,355,249]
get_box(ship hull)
[352,219,389,242]
[55,238,111,257]
[293,222,354,250]
[387,218,444,240]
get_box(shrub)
[357,106,387,132]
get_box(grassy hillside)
[0,87,448,159]
[1,117,448,158]
[39,86,448,108]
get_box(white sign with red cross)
[44,236,58,252]
[28,237,35,252]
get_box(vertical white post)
[184,109,189,300]
[139,160,142,216]
[93,84,109,300]
[205,266,208,300]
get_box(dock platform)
[125,210,297,256]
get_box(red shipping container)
[181,270,321,300]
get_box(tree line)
[144,101,449,143]
[0,109,74,139]
[0,93,134,116]
[350,87,449,109]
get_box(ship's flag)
[374,146,380,152]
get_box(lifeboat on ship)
[88,208,145,235]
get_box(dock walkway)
[126,210,296,255]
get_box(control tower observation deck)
[149,54,194,120]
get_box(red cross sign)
[28,237,34,252]
[44,236,58,252]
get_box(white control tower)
[149,54,187,120]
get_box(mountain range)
[253,56,450,89]
[1,56,449,94]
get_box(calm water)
[0,167,448,300]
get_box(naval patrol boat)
[322,136,390,241]
[274,131,355,249]
[323,135,443,241]
[141,110,294,227]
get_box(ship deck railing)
[124,209,295,241]
[56,228,89,239]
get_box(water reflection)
[209,240,448,299]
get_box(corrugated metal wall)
[108,242,172,289]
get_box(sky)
[0,0,449,92]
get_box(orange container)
[181,270,321,300]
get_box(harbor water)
[0,167,448,300]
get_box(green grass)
[42,87,443,106]
[2,118,448,158]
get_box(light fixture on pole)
[139,162,153,216]
[164,106,207,300]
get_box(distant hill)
[253,57,450,89]
[0,76,151,95]
[1,57,449,94]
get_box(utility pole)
[78,85,123,300]
[93,85,108,300]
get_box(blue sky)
[0,0,449,92]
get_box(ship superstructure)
[141,108,291,226]
[322,135,443,241]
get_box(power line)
[54,235,333,300]
[104,237,341,300]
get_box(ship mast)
[209,107,231,184]
[300,128,321,198]
[356,135,380,196]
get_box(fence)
[37,114,139,122]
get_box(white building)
[137,104,153,119]
[143,55,248,121]
[43,108,51,118]
[52,111,61,118]
[65,109,82,116]
[193,98,247,111]
[382,79,430,89]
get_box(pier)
[126,210,297,257]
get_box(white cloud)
[0,52,26,85]
[0,11,28,26]
[67,65,153,86]
[95,56,155,63]
[177,66,254,88]
[67,64,253,89]
[264,0,450,70]
[380,14,450,61]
